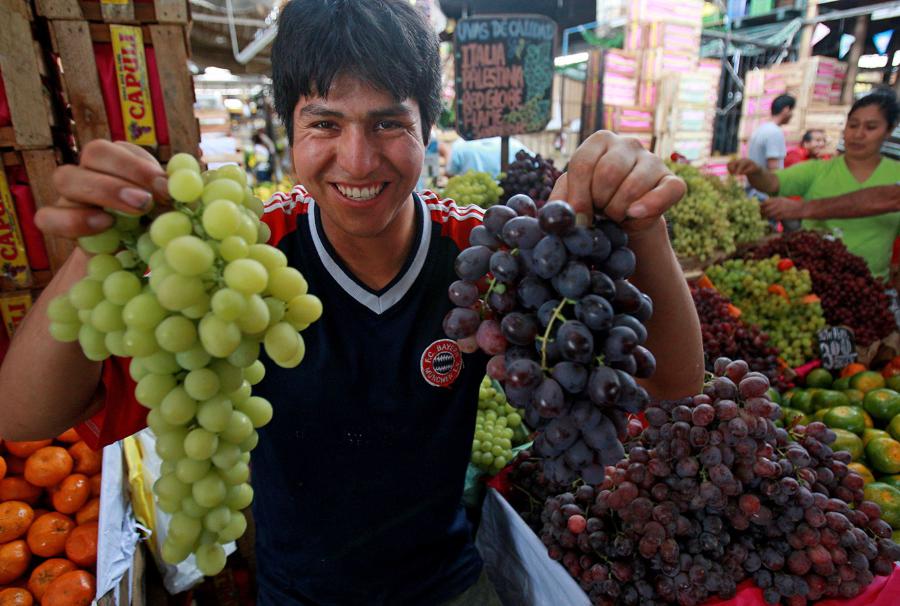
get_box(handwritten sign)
[817,326,857,371]
[110,25,157,147]
[454,14,556,140]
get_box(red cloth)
[92,42,170,146]
[784,147,810,168]
[6,165,50,271]
[75,356,147,451]
[704,565,900,605]
[0,67,10,127]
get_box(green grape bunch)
[706,257,826,367]
[471,376,529,474]
[46,154,323,576]
[441,170,504,208]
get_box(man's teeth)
[336,184,383,200]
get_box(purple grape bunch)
[444,195,656,484]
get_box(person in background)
[762,184,900,221]
[440,136,534,179]
[747,94,796,175]
[252,131,274,183]
[730,88,900,280]
[784,129,829,168]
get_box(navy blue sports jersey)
[250,186,488,604]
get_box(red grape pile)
[498,150,562,208]
[691,284,787,390]
[444,196,654,485]
[749,231,895,346]
[536,359,900,605]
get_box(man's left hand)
[549,131,686,233]
[761,196,805,220]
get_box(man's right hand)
[762,197,805,220]
[727,158,762,177]
[35,140,170,240]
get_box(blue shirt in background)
[449,137,533,178]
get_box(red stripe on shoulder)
[76,356,147,450]
[420,190,484,251]
[263,185,310,246]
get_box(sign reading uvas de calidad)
[454,14,556,140]
[110,25,157,147]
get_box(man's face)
[291,75,424,240]
[804,131,826,157]
[781,107,794,125]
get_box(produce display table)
[476,488,900,606]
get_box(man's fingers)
[53,164,156,216]
[588,149,638,215]
[34,205,115,238]
[626,175,686,223]
[80,139,168,200]
[604,155,660,222]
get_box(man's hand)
[35,140,169,239]
[549,131,686,233]
[727,158,762,177]
[762,196,806,221]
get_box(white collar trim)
[307,195,432,315]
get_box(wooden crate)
[35,0,188,24]
[49,20,199,163]
[0,0,57,150]
[1,148,74,275]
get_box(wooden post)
[500,135,509,173]
[842,16,870,105]
[797,0,818,62]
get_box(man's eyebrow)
[298,103,414,120]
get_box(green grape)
[237,396,273,428]
[123,327,159,357]
[224,259,268,295]
[211,442,242,470]
[169,168,205,203]
[214,164,247,187]
[248,244,287,272]
[225,484,253,510]
[141,350,181,375]
[268,266,307,301]
[69,278,104,310]
[227,339,260,369]
[87,254,122,281]
[441,170,502,208]
[160,387,198,426]
[78,227,122,254]
[89,300,125,333]
[202,178,245,206]
[197,395,233,432]
[195,542,227,576]
[150,211,193,247]
[243,360,265,385]
[211,288,246,322]
[157,274,205,311]
[180,496,209,519]
[228,381,251,405]
[199,314,242,357]
[217,510,248,543]
[285,294,322,327]
[78,324,109,361]
[185,427,219,461]
[50,322,80,342]
[236,294,270,335]
[167,152,201,175]
[204,506,232,533]
[202,199,242,240]
[470,377,530,473]
[264,322,300,364]
[165,236,215,276]
[219,235,249,261]
[154,315,198,353]
[221,410,254,444]
[175,345,212,371]
[176,457,211,484]
[193,472,227,508]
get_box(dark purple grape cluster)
[534,359,900,606]
[444,196,655,485]
[499,149,562,208]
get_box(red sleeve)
[75,356,147,451]
[262,186,307,247]
[783,148,806,169]
[419,190,484,251]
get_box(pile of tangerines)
[0,430,101,606]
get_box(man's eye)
[313,121,335,129]
[376,120,401,130]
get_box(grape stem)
[540,298,570,370]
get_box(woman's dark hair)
[848,87,900,131]
[801,129,823,143]
[272,0,441,145]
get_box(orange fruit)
[89,474,102,498]
[54,429,80,444]
[841,362,867,378]
[2,458,24,477]
[0,480,41,506]
[64,523,97,567]
[0,587,32,606]
[23,448,72,488]
[40,570,95,606]
[2,442,51,459]
[75,498,100,526]
[50,474,90,515]
[0,541,30,585]
[0,502,34,544]
[0,458,6,482]
[26,559,76,601]
[67,443,101,477]
[26,513,74,558]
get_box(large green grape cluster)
[471,377,528,474]
[441,170,504,208]
[706,256,826,367]
[666,163,769,261]
[46,154,322,575]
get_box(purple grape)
[563,226,594,256]
[501,216,543,249]
[533,235,567,279]
[534,378,566,418]
[604,325,638,361]
[574,295,614,332]
[613,314,648,345]
[613,280,643,314]
[489,250,519,283]
[448,280,478,307]
[551,261,591,299]
[442,307,479,339]
[538,200,576,236]
[454,245,492,280]
[506,358,543,389]
[500,312,539,346]
[602,247,636,280]
[468,224,501,249]
[588,366,620,406]
[598,220,628,248]
[516,276,551,310]
[633,346,656,378]
[483,204,516,235]
[552,361,588,394]
[506,194,537,217]
[589,229,612,262]
[590,271,616,299]
[556,321,594,364]
[475,319,507,355]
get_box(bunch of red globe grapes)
[533,359,900,606]
[444,196,655,484]
[750,231,894,346]
[498,150,562,208]
[691,284,789,391]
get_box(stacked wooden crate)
[739,57,849,157]
[35,0,198,164]
[0,0,71,352]
[653,60,722,164]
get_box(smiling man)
[0,1,702,604]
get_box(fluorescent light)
[873,6,900,21]
[858,53,888,69]
[555,52,589,67]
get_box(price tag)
[885,288,900,332]
[817,326,857,371]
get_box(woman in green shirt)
[729,88,900,279]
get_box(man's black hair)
[272,0,441,145]
[801,129,823,144]
[771,94,796,116]
[849,87,900,131]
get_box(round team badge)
[420,339,463,388]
